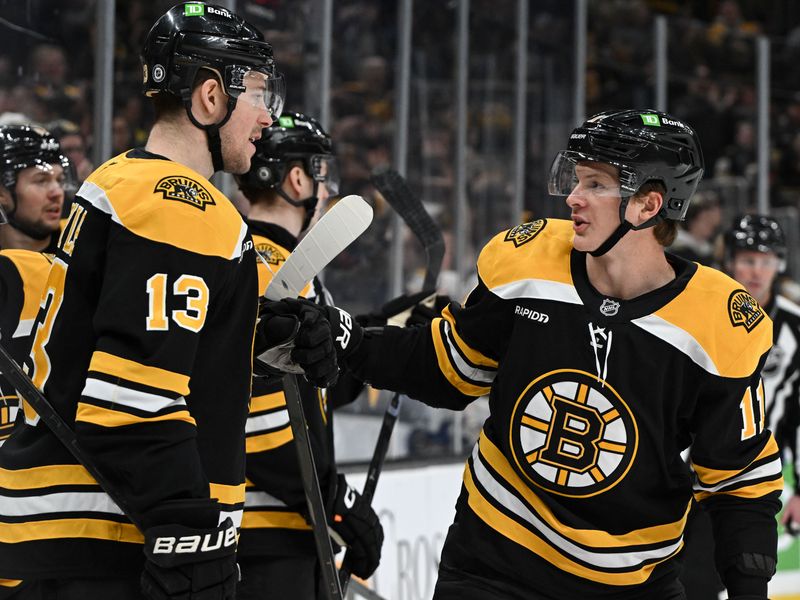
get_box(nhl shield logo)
[255,242,286,266]
[505,219,547,248]
[154,176,216,211]
[599,298,620,316]
[728,289,765,332]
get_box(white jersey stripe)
[443,321,496,384]
[0,491,124,517]
[245,490,287,508]
[246,409,289,434]
[492,279,582,305]
[693,456,783,493]
[82,378,186,413]
[632,314,719,375]
[472,445,682,570]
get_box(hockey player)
[0,126,71,447]
[0,3,307,599]
[0,125,70,253]
[263,110,784,599]
[235,111,383,599]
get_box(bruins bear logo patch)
[728,289,765,332]
[505,220,546,247]
[255,243,286,266]
[154,176,216,210]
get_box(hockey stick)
[282,374,344,600]
[264,194,373,300]
[0,343,144,530]
[260,194,374,600]
[338,169,445,592]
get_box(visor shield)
[310,155,339,196]
[237,70,285,118]
[548,151,623,198]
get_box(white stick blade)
[264,194,373,300]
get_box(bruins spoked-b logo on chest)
[505,219,547,248]
[509,369,638,498]
[154,176,216,210]
[255,242,286,266]
[728,289,764,332]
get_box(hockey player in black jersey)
[234,111,383,598]
[0,126,71,453]
[0,3,299,599]
[263,109,784,599]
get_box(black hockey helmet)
[726,214,787,271]
[548,109,704,256]
[141,2,284,172]
[549,109,705,221]
[237,112,339,231]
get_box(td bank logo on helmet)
[640,113,687,129]
[184,3,232,18]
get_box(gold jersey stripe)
[480,431,689,547]
[0,579,22,588]
[431,319,492,397]
[0,249,52,323]
[76,403,196,428]
[250,391,286,413]
[89,351,190,396]
[0,518,143,543]
[441,307,499,368]
[241,510,311,530]
[0,464,95,489]
[693,436,779,485]
[246,426,293,453]
[694,476,784,502]
[210,482,246,505]
[477,220,574,291]
[86,154,246,260]
[464,467,677,585]
[651,266,773,378]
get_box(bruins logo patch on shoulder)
[728,289,765,332]
[505,219,546,247]
[154,176,216,211]
[255,242,286,266]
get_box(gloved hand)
[330,475,384,579]
[320,305,364,361]
[254,298,338,388]
[357,290,451,329]
[141,517,238,600]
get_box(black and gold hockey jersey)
[348,219,783,597]
[0,149,258,580]
[240,219,361,558]
[0,250,53,444]
[762,293,800,493]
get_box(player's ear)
[286,165,307,196]
[192,77,226,124]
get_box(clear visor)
[548,151,624,198]
[310,155,340,196]
[238,70,286,119]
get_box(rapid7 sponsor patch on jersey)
[515,305,549,323]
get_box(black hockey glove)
[357,290,450,329]
[141,517,238,600]
[330,474,384,579]
[254,298,339,388]
[321,305,364,361]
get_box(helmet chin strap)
[589,196,662,257]
[181,91,238,174]
[275,179,320,233]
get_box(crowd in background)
[6,0,800,458]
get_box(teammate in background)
[235,111,383,598]
[0,126,70,450]
[0,3,286,599]
[264,110,784,599]
[0,125,70,253]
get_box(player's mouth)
[572,214,589,233]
